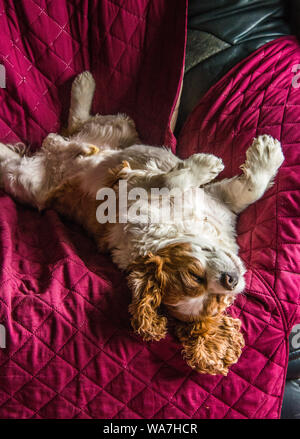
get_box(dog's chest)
[181,188,236,248]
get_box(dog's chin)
[164,292,237,323]
[163,285,242,323]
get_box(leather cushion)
[176,0,290,133]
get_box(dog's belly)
[178,188,238,254]
[44,151,239,270]
[77,144,181,199]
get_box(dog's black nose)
[220,272,238,290]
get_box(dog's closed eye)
[189,272,206,284]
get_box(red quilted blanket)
[0,0,299,419]
[178,36,300,418]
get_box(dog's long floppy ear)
[175,295,244,375]
[127,254,168,342]
[175,314,244,375]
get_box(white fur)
[166,295,208,320]
[167,293,235,320]
[0,72,285,316]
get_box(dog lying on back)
[0,72,284,374]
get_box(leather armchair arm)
[286,0,300,40]
[176,0,290,134]
[281,326,300,419]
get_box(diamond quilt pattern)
[0,0,298,420]
[177,36,300,418]
[0,0,196,419]
[0,0,186,151]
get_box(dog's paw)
[244,135,284,176]
[80,144,99,156]
[188,153,224,172]
[71,71,96,100]
[42,133,67,150]
[105,160,132,188]
[184,153,224,186]
[0,143,22,161]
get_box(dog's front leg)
[207,135,284,213]
[165,153,224,189]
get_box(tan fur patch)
[45,160,131,252]
[46,178,110,252]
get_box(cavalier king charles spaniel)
[0,72,284,375]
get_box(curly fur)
[176,313,245,375]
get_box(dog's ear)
[175,295,244,375]
[128,254,168,341]
[175,315,244,375]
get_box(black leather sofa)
[281,327,300,418]
[176,0,300,419]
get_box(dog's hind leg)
[67,72,140,149]
[67,71,96,135]
[207,135,284,214]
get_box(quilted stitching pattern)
[0,0,186,151]
[178,36,300,418]
[0,0,298,420]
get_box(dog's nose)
[220,272,239,290]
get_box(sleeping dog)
[0,72,284,374]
